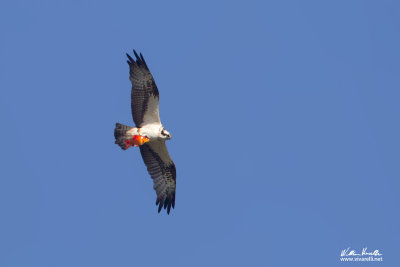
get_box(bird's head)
[160,127,172,140]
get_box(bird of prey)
[114,50,176,214]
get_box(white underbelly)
[128,124,161,140]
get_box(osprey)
[114,50,176,214]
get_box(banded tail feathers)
[114,123,134,150]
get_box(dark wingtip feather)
[126,53,134,64]
[126,49,149,70]
[133,50,140,60]
[167,202,172,214]
[155,197,175,214]
[140,52,146,63]
[158,202,162,213]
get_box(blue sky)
[1,0,399,266]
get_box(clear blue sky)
[1,0,399,266]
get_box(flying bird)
[114,50,176,214]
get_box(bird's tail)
[114,123,135,150]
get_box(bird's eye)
[161,129,166,136]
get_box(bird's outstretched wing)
[139,141,176,214]
[126,50,161,127]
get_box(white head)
[160,127,171,140]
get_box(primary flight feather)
[114,50,176,214]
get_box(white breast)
[141,123,162,139]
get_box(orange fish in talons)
[125,135,150,149]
